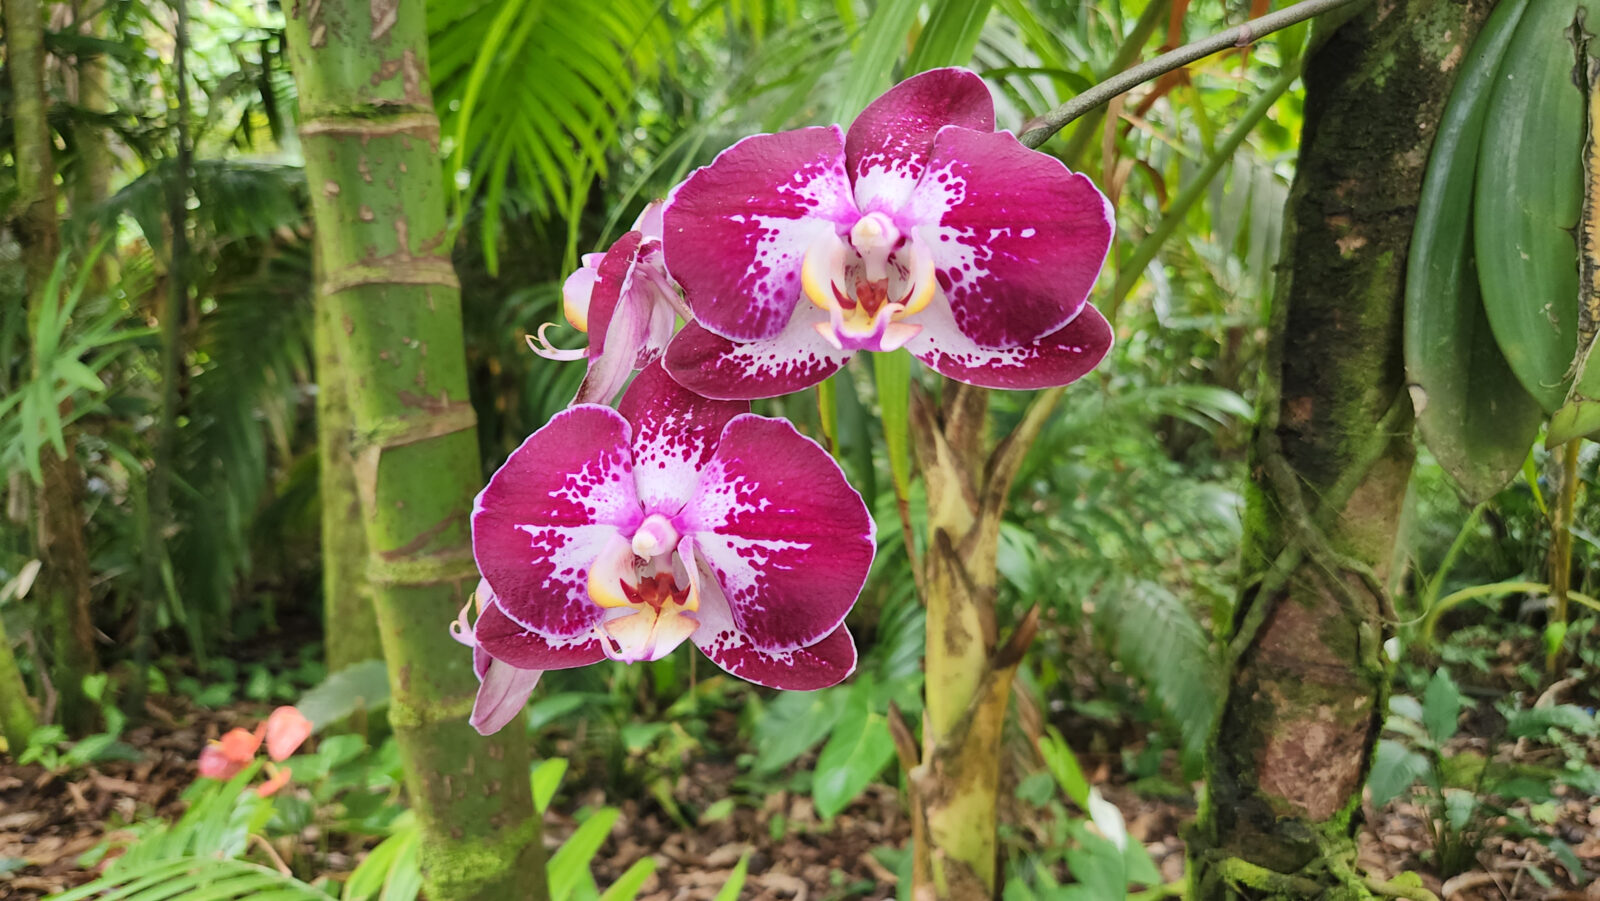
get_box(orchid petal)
[663,126,857,341]
[600,607,699,663]
[679,416,874,650]
[907,298,1113,390]
[846,67,995,214]
[263,706,312,762]
[473,406,640,639]
[685,549,857,690]
[256,767,294,797]
[474,600,607,670]
[664,304,853,401]
[562,267,598,333]
[198,744,248,780]
[618,361,748,511]
[583,231,643,360]
[469,657,545,736]
[632,200,665,239]
[904,126,1114,348]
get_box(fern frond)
[1092,579,1222,765]
[46,858,337,901]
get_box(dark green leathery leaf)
[1474,0,1586,414]
[1405,0,1540,500]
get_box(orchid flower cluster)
[458,68,1114,735]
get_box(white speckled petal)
[677,415,874,651]
[663,126,858,342]
[617,361,749,513]
[471,406,641,639]
[904,127,1114,349]
[663,303,853,401]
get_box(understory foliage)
[3,0,1596,898]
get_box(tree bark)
[1191,2,1493,896]
[315,280,382,671]
[284,2,548,898]
[7,0,100,735]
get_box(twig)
[1019,0,1367,148]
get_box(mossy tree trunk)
[315,287,381,671]
[284,2,548,898]
[1190,2,1493,896]
[6,0,100,736]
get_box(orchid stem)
[1018,0,1366,149]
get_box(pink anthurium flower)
[660,67,1115,399]
[461,361,874,735]
[531,202,689,405]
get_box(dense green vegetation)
[2,0,1597,899]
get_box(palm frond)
[46,857,337,901]
[429,0,673,272]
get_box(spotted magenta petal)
[532,202,686,405]
[468,363,874,734]
[661,67,1114,399]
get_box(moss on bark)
[1191,1,1495,896]
[284,2,547,898]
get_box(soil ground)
[2,694,1597,900]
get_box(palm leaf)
[46,858,337,901]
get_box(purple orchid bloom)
[531,202,689,405]
[659,67,1115,400]
[459,361,874,735]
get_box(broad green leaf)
[1404,0,1540,495]
[1474,0,1585,412]
[1038,726,1089,809]
[1367,739,1430,808]
[294,660,390,731]
[751,688,844,775]
[531,758,570,815]
[1422,669,1462,745]
[811,677,895,819]
[548,808,620,901]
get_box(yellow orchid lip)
[801,224,936,352]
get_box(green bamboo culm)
[282,3,548,898]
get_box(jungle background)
[1,0,1598,899]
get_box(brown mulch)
[2,698,1598,900]
[0,697,257,899]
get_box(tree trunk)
[906,382,1038,899]
[7,0,100,735]
[0,596,38,749]
[1190,3,1492,896]
[315,281,381,671]
[284,3,548,898]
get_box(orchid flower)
[196,705,312,796]
[531,202,689,405]
[461,361,874,735]
[659,67,1115,399]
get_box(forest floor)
[2,694,1598,901]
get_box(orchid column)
[656,69,1115,896]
